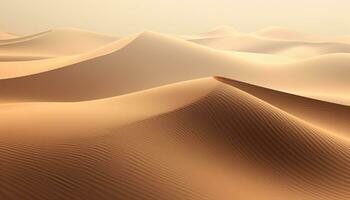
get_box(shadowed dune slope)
[0,78,349,200]
[0,31,348,104]
[0,34,138,79]
[0,78,218,139]
[215,76,350,137]
[0,28,118,61]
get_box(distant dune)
[196,25,240,38]
[0,32,17,40]
[190,34,350,59]
[0,27,349,200]
[253,26,328,42]
[0,28,117,61]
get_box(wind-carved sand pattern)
[0,26,349,200]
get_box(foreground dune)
[0,78,349,200]
[0,31,348,105]
[0,28,117,61]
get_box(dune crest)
[0,32,17,40]
[0,28,118,61]
[253,26,326,42]
[0,31,348,105]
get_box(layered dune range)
[0,27,349,200]
[0,30,349,105]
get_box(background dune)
[190,33,350,59]
[0,32,17,40]
[253,27,330,42]
[0,28,117,61]
[0,31,348,105]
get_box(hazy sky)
[1,0,349,36]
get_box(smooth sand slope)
[253,27,329,42]
[0,31,348,105]
[196,26,240,38]
[0,32,17,40]
[190,34,350,59]
[188,26,350,59]
[0,28,117,61]
[0,78,349,200]
[254,26,350,44]
[0,34,137,79]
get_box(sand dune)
[216,76,350,137]
[0,31,348,105]
[190,34,350,59]
[0,28,117,61]
[1,78,349,200]
[0,32,17,40]
[196,25,240,38]
[253,27,328,42]
[1,27,349,200]
[0,34,138,79]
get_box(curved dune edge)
[252,26,329,42]
[188,25,350,44]
[188,26,350,60]
[0,77,349,200]
[0,30,51,44]
[0,34,138,79]
[0,78,219,140]
[215,76,350,137]
[189,34,350,59]
[0,31,348,105]
[0,32,18,40]
[0,28,118,61]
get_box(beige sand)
[190,34,350,59]
[0,31,348,105]
[0,78,349,200]
[0,27,349,200]
[0,32,17,40]
[0,28,118,61]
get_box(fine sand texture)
[0,27,349,200]
[1,78,350,200]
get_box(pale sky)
[1,0,349,36]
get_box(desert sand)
[0,28,118,61]
[0,27,349,200]
[189,27,350,59]
[0,32,17,40]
